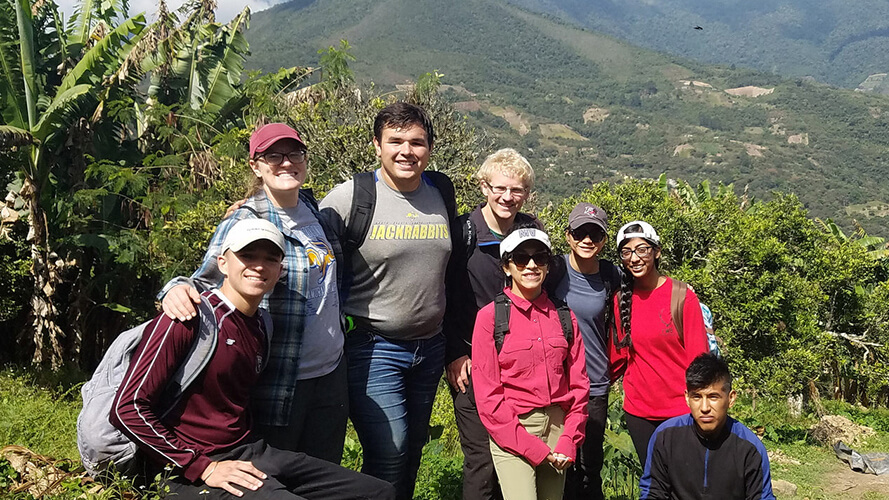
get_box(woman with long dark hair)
[472,226,589,500]
[609,221,708,467]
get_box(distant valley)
[245,0,889,237]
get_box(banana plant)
[145,4,251,118]
[658,173,735,208]
[816,218,889,260]
[0,0,146,368]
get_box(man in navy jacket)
[640,353,775,500]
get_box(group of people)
[106,102,775,500]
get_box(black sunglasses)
[511,251,551,268]
[569,226,606,242]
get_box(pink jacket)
[472,288,589,465]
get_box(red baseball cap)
[249,123,306,158]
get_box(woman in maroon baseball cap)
[157,123,350,465]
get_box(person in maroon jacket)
[111,218,394,500]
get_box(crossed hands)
[201,460,267,497]
[546,452,573,471]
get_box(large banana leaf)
[31,83,92,142]
[0,0,26,128]
[69,0,97,48]
[199,7,249,113]
[0,124,33,147]
[14,0,37,129]
[57,13,146,95]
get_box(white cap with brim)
[500,228,552,258]
[616,220,660,248]
[221,219,286,255]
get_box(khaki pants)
[489,405,566,500]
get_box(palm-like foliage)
[0,0,301,369]
[0,0,148,368]
[146,3,250,116]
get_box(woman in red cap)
[472,225,589,500]
[157,123,349,465]
[609,220,708,467]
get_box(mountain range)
[507,0,889,89]
[245,0,889,237]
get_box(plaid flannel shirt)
[159,189,343,427]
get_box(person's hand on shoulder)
[161,284,201,321]
[224,199,248,219]
[201,460,267,497]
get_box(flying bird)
[694,26,703,30]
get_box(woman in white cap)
[157,123,348,465]
[471,224,589,500]
[609,221,708,467]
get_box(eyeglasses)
[485,181,528,198]
[569,227,606,242]
[510,251,550,268]
[256,150,307,166]
[619,245,654,260]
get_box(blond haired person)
[444,148,541,499]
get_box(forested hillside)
[247,0,889,236]
[508,0,889,88]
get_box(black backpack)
[342,170,458,255]
[492,291,574,353]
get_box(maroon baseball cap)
[249,123,306,158]
[568,202,608,231]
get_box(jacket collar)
[503,286,551,312]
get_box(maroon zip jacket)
[110,290,269,482]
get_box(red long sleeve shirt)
[609,277,708,420]
[472,288,589,466]
[110,290,268,482]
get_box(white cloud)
[54,0,282,24]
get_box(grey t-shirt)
[552,255,610,396]
[279,203,343,379]
[320,170,452,340]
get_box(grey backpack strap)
[165,295,219,402]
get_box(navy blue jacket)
[442,205,540,364]
[640,414,775,500]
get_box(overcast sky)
[55,0,284,24]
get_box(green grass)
[0,369,81,460]
[3,368,889,499]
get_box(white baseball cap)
[616,220,660,248]
[500,228,552,257]
[221,219,286,255]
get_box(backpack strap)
[463,215,477,261]
[549,295,574,345]
[671,279,688,347]
[165,296,219,399]
[543,255,568,297]
[493,292,511,353]
[344,171,377,255]
[423,170,457,223]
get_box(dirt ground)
[822,464,889,499]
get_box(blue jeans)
[346,330,446,500]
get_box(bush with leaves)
[538,177,889,404]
